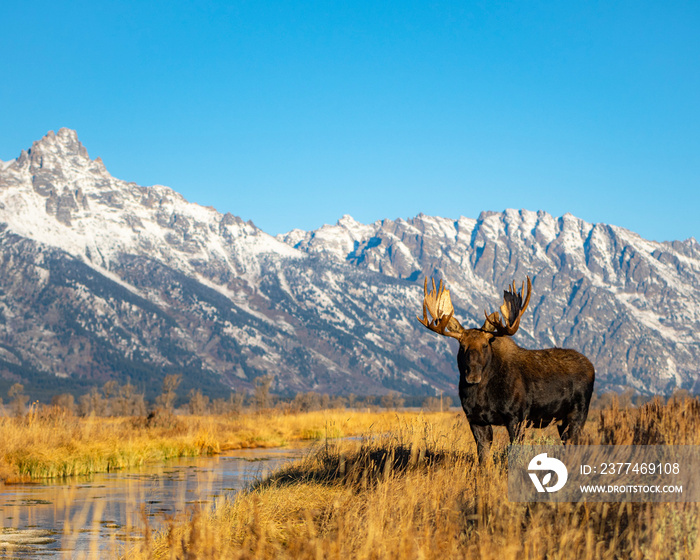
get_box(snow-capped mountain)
[280,210,700,394]
[0,129,698,398]
[0,129,455,398]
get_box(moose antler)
[416,277,464,339]
[484,276,532,336]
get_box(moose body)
[418,277,595,463]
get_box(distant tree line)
[4,378,693,421]
[0,375,460,419]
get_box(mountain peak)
[11,128,96,173]
[32,128,87,157]
[55,127,80,142]
[336,214,360,227]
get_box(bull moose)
[417,276,594,463]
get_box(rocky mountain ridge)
[0,129,698,398]
[280,209,700,393]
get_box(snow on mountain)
[0,129,698,399]
[280,209,700,394]
[0,130,456,398]
[0,128,300,280]
[278,214,376,260]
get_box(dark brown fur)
[457,330,594,462]
[417,276,595,463]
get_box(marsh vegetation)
[2,390,699,559]
[127,393,700,560]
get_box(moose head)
[417,276,531,383]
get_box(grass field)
[0,406,427,482]
[3,397,700,558]
[124,396,700,560]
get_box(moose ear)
[481,312,500,333]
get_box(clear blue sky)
[1,1,698,241]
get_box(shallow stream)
[0,444,308,558]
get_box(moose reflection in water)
[417,276,595,463]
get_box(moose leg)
[559,418,586,444]
[469,423,493,464]
[558,410,586,444]
[558,395,591,443]
[557,422,571,443]
[558,389,593,444]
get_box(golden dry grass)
[129,396,700,560]
[0,407,430,482]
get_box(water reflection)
[0,445,307,558]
